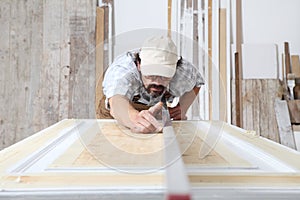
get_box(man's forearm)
[109,95,138,129]
[179,86,200,115]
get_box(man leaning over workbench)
[98,36,204,133]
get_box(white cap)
[140,36,178,78]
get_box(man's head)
[140,36,178,78]
[139,36,178,97]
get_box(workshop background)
[0,0,300,150]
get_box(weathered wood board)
[0,0,97,150]
[287,100,300,124]
[232,79,282,143]
[275,100,296,149]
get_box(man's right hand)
[109,95,163,134]
[130,102,163,133]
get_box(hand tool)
[161,95,191,200]
[287,73,296,100]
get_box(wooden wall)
[0,0,97,149]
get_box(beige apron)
[96,96,151,119]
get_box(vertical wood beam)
[219,8,227,122]
[235,0,243,127]
[168,0,172,37]
[96,7,105,115]
[234,52,242,127]
[208,0,213,119]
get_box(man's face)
[142,75,172,98]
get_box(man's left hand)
[168,104,187,120]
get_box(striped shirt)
[102,50,204,108]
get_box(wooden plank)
[29,0,44,133]
[291,55,300,78]
[267,79,280,142]
[58,0,71,120]
[231,79,236,125]
[287,100,300,124]
[237,80,280,142]
[274,99,296,149]
[193,0,199,67]
[219,8,227,121]
[234,52,242,127]
[103,6,110,73]
[9,0,35,144]
[259,80,269,138]
[191,0,200,120]
[168,0,172,37]
[2,173,163,188]
[189,174,300,186]
[243,80,254,132]
[0,0,11,149]
[87,1,97,119]
[208,0,212,119]
[96,7,105,118]
[69,0,97,118]
[42,0,62,124]
[284,42,291,76]
[235,0,243,127]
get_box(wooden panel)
[274,99,296,149]
[232,79,281,143]
[1,119,300,199]
[51,121,251,169]
[287,100,300,124]
[0,0,97,150]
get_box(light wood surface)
[1,119,300,198]
[49,121,252,171]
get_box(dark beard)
[146,84,166,98]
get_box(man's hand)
[168,103,187,120]
[130,102,163,133]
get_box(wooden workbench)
[1,119,300,199]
